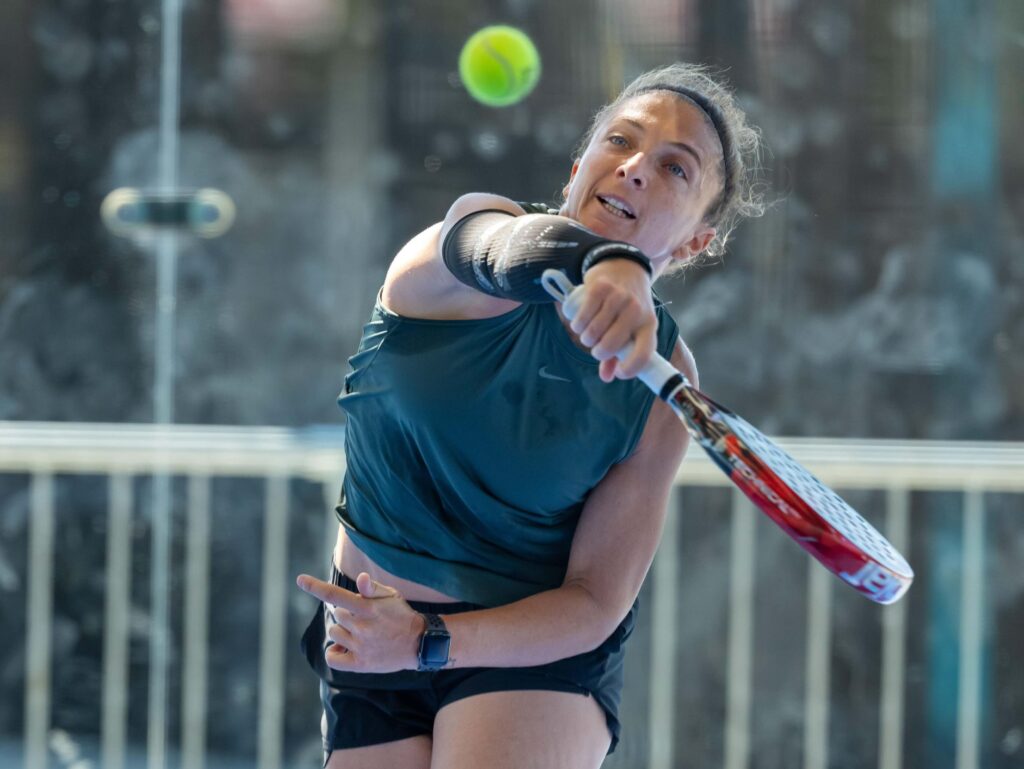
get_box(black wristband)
[581,242,653,277]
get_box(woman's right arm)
[380,193,526,321]
[383,192,657,380]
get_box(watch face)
[421,632,451,665]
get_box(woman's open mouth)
[596,195,636,220]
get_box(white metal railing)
[2,421,1024,769]
[2,422,346,769]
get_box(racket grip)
[542,269,683,396]
[636,351,682,395]
[608,338,680,395]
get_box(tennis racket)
[541,269,913,605]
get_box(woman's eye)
[609,135,628,147]
[667,162,687,179]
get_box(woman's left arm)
[296,340,696,672]
[545,338,697,642]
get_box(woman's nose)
[616,154,648,189]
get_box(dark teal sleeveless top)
[336,214,679,607]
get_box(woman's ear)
[671,226,717,263]
[562,161,580,199]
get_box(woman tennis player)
[298,63,766,768]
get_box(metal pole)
[148,1,182,768]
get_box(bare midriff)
[334,524,466,603]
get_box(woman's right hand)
[564,258,657,383]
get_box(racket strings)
[722,414,911,575]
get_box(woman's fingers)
[324,644,356,670]
[560,260,658,380]
[593,317,655,381]
[614,323,656,379]
[578,292,655,365]
[578,294,627,350]
[327,617,356,648]
[598,358,618,383]
[589,301,642,359]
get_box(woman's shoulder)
[379,193,558,321]
[380,194,522,321]
[439,192,528,236]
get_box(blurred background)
[1,0,1022,767]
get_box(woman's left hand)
[296,572,426,673]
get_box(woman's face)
[560,91,724,275]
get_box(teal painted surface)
[927,0,996,762]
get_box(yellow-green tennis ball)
[459,25,541,107]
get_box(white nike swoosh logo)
[539,366,571,382]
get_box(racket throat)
[664,384,725,441]
[657,373,685,402]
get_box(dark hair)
[574,63,768,263]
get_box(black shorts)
[300,565,637,761]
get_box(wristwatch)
[416,613,451,671]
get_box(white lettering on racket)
[839,562,902,603]
[726,454,803,520]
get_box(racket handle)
[540,269,685,396]
[636,350,684,395]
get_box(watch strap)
[422,612,447,633]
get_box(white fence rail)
[2,421,1023,769]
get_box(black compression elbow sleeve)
[440,210,652,303]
